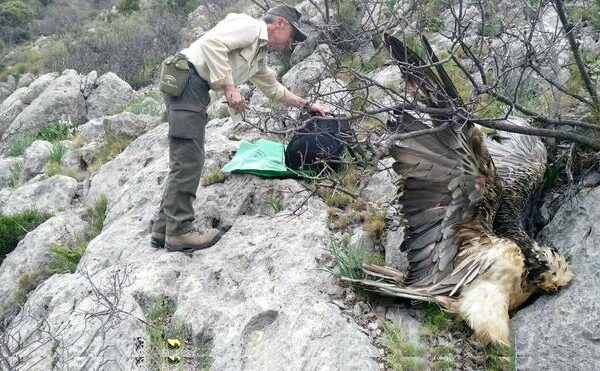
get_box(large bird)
[344,35,573,346]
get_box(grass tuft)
[324,236,365,280]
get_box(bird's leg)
[457,281,510,346]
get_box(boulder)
[0,212,87,321]
[282,44,333,97]
[0,87,28,137]
[85,72,134,120]
[21,72,59,105]
[22,140,52,181]
[511,187,600,370]
[1,175,78,215]
[2,70,86,141]
[16,73,36,89]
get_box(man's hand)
[222,85,245,113]
[307,103,326,117]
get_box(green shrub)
[48,242,86,273]
[201,168,225,186]
[325,235,364,280]
[7,161,23,188]
[0,210,53,263]
[87,194,108,238]
[116,0,140,15]
[6,134,35,157]
[383,322,426,370]
[0,1,33,27]
[121,91,163,116]
[89,137,132,171]
[47,141,67,164]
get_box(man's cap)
[267,5,307,42]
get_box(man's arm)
[278,89,326,116]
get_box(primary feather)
[344,35,573,346]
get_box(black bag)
[285,113,360,172]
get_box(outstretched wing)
[484,117,547,245]
[391,122,503,293]
[384,34,462,114]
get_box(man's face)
[269,17,294,52]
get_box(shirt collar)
[258,20,269,47]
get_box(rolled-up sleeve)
[249,58,287,100]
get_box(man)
[151,5,325,252]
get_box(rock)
[0,212,87,320]
[81,70,98,99]
[207,100,230,120]
[0,118,384,370]
[386,306,423,346]
[384,226,406,271]
[511,187,600,370]
[582,171,600,188]
[85,72,134,120]
[310,77,351,113]
[282,44,333,97]
[2,70,86,141]
[21,72,59,105]
[1,175,78,215]
[362,158,398,205]
[77,112,162,167]
[22,140,52,181]
[0,87,28,137]
[351,227,376,252]
[16,73,36,89]
[365,66,404,123]
[290,34,319,66]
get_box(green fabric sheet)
[222,139,311,178]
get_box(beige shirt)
[181,13,287,101]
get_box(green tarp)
[222,139,312,178]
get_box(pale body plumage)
[345,35,573,346]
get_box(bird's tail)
[341,264,439,303]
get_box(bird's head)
[535,244,574,294]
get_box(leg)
[457,281,510,346]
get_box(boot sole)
[151,237,165,249]
[165,233,222,253]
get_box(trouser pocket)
[168,104,207,139]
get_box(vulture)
[345,35,573,346]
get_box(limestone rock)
[2,70,86,141]
[1,175,77,215]
[22,140,52,181]
[86,72,134,120]
[511,187,600,370]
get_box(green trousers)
[153,66,211,236]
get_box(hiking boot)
[151,231,166,249]
[165,228,221,253]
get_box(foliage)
[48,242,86,273]
[41,3,187,89]
[116,0,140,15]
[0,0,33,44]
[6,134,35,157]
[14,270,49,307]
[46,141,67,164]
[363,209,386,240]
[324,235,364,280]
[143,295,212,369]
[201,168,225,186]
[121,90,163,116]
[263,191,284,214]
[383,321,425,370]
[0,210,53,263]
[5,121,75,157]
[48,194,107,273]
[87,193,108,238]
[89,137,132,171]
[7,161,23,188]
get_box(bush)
[116,0,140,15]
[0,210,53,263]
[42,7,185,89]
[0,1,33,27]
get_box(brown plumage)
[344,35,573,346]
